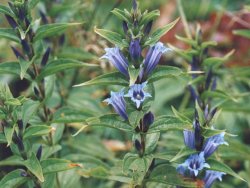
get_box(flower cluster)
[177,109,228,187]
[102,1,170,118]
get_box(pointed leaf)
[207,159,246,182]
[148,115,192,133]
[145,18,179,46]
[34,23,82,41]
[0,61,20,76]
[23,125,52,140]
[0,28,20,43]
[95,27,128,48]
[148,66,183,83]
[74,71,128,87]
[37,59,98,80]
[0,169,28,188]
[24,153,44,182]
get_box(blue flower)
[142,42,171,78]
[203,170,226,188]
[129,39,141,62]
[202,133,228,158]
[177,152,210,177]
[125,82,151,108]
[101,47,129,77]
[183,130,195,149]
[104,90,128,120]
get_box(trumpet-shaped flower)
[202,133,228,158]
[129,39,141,61]
[177,152,210,177]
[101,47,129,77]
[104,90,128,120]
[143,42,171,77]
[203,170,226,188]
[125,82,151,108]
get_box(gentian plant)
[0,0,96,187]
[170,26,246,187]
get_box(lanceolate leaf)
[52,107,93,123]
[34,23,82,41]
[145,18,179,46]
[207,159,246,182]
[148,164,196,187]
[0,61,20,76]
[0,5,15,17]
[148,115,192,133]
[0,28,20,43]
[41,158,81,174]
[24,153,44,182]
[140,10,160,25]
[22,100,40,126]
[0,169,28,188]
[23,125,52,140]
[111,8,130,23]
[37,59,98,80]
[148,66,183,83]
[95,28,128,48]
[86,114,133,132]
[233,29,250,39]
[74,71,128,87]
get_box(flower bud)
[5,14,18,29]
[129,39,141,62]
[36,145,42,161]
[144,20,153,35]
[41,47,51,66]
[141,111,154,132]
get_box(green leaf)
[34,23,82,41]
[207,159,246,182]
[86,114,133,132]
[52,107,93,123]
[94,27,128,48]
[123,153,153,185]
[148,66,183,83]
[145,18,179,46]
[128,67,140,86]
[37,59,98,80]
[111,8,130,23]
[58,47,97,61]
[175,35,197,46]
[23,125,52,140]
[24,153,44,182]
[201,41,217,49]
[148,164,196,187]
[145,132,160,154]
[0,28,20,43]
[148,115,192,133]
[201,90,236,102]
[4,125,15,147]
[4,98,21,106]
[0,155,24,167]
[29,0,40,9]
[171,106,192,123]
[0,61,20,76]
[233,29,250,39]
[74,71,128,87]
[22,100,40,126]
[0,133,6,143]
[203,49,235,67]
[0,5,14,17]
[41,158,81,174]
[19,57,33,80]
[0,169,28,188]
[140,10,160,25]
[170,147,197,162]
